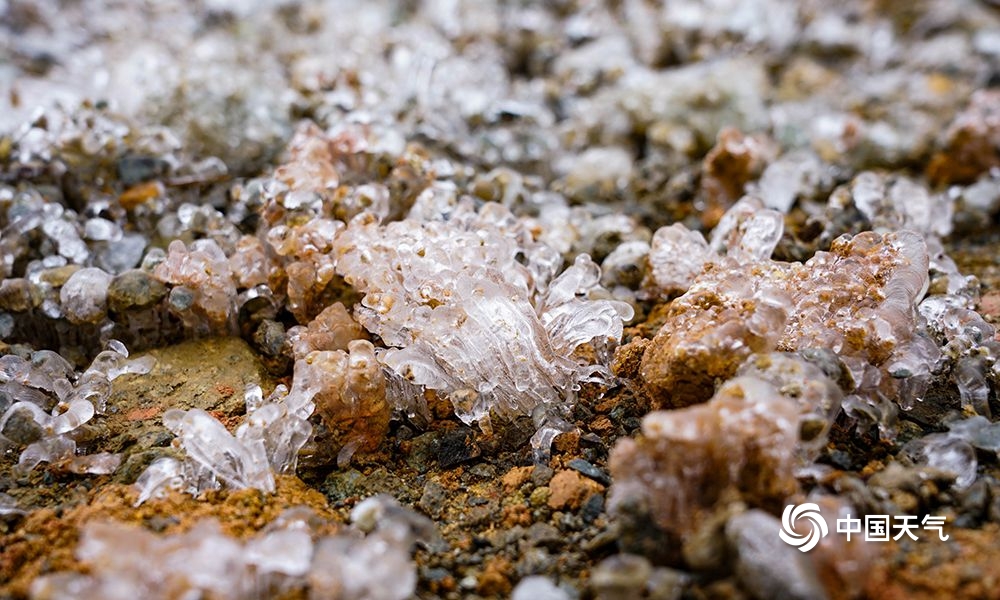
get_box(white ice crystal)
[333,198,634,432]
[0,341,153,474]
[31,499,432,600]
[135,382,314,502]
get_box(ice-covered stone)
[153,239,238,334]
[609,366,836,543]
[511,576,570,600]
[639,228,932,411]
[60,267,113,325]
[294,341,390,466]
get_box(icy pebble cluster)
[31,495,434,600]
[0,340,153,474]
[642,198,936,431]
[610,353,841,542]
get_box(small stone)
[531,464,555,486]
[568,458,611,486]
[405,432,440,473]
[438,428,480,469]
[60,267,113,324]
[418,481,447,519]
[726,510,828,600]
[107,269,168,313]
[477,556,514,596]
[529,487,551,508]
[548,469,603,511]
[0,279,32,312]
[591,554,653,600]
[502,466,534,491]
[117,155,170,186]
[253,320,287,357]
[526,522,563,550]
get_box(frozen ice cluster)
[133,380,312,503]
[610,352,842,542]
[0,340,152,474]
[31,495,434,600]
[642,197,936,431]
[334,199,634,431]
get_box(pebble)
[548,470,603,511]
[725,510,828,600]
[567,458,611,486]
[438,428,481,469]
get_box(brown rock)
[608,376,803,541]
[700,128,775,228]
[477,556,514,596]
[548,470,603,511]
[501,466,533,492]
[927,90,1000,186]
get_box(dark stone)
[117,155,171,186]
[0,408,43,445]
[418,481,447,518]
[168,286,195,311]
[526,522,563,550]
[438,427,480,469]
[405,432,440,473]
[0,279,32,312]
[581,492,605,524]
[531,464,554,486]
[568,458,611,486]
[252,319,286,357]
[107,270,168,313]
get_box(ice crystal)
[32,498,431,600]
[0,341,152,473]
[333,199,634,433]
[135,381,313,502]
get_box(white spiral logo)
[778,503,828,552]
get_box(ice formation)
[32,497,432,600]
[609,353,841,543]
[134,381,312,503]
[0,340,152,474]
[641,198,936,431]
[334,198,634,432]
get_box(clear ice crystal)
[33,500,426,600]
[136,381,314,501]
[334,200,633,434]
[0,341,150,473]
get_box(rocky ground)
[4,1,1000,599]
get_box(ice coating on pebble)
[32,499,430,600]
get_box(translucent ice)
[334,201,633,434]
[32,501,426,600]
